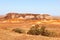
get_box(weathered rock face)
[0,13,53,20]
[36,14,52,20]
[5,13,20,19]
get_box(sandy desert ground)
[0,20,60,40]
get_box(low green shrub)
[27,25,56,37]
[27,24,40,35]
[12,28,24,33]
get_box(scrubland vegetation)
[0,20,60,40]
[11,24,56,37]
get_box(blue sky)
[0,0,60,16]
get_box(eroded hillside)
[0,13,60,40]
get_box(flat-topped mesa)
[3,13,53,20]
[5,13,19,19]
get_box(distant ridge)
[0,13,60,21]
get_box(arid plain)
[0,13,60,40]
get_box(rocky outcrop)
[0,13,53,20]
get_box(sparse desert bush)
[27,25,56,37]
[27,24,40,35]
[38,26,56,37]
[46,31,56,37]
[12,28,24,33]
